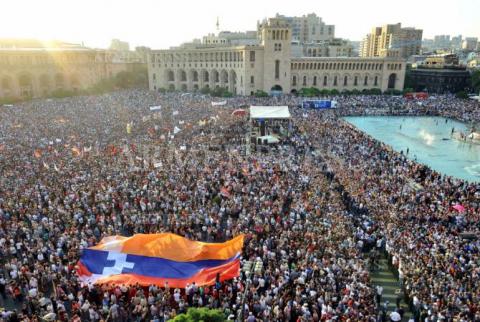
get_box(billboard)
[302,100,337,109]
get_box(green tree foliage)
[200,87,211,95]
[0,97,21,105]
[455,91,468,99]
[350,89,361,95]
[403,66,414,89]
[254,90,269,97]
[172,308,226,322]
[384,89,403,95]
[368,88,382,95]
[298,87,320,97]
[329,89,339,95]
[50,89,76,98]
[210,87,233,97]
[472,69,480,93]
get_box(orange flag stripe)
[90,233,244,262]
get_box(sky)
[0,0,478,49]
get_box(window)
[364,76,368,86]
[374,76,378,86]
[333,76,337,86]
[323,76,327,86]
[275,60,280,79]
[153,73,156,80]
[303,76,307,86]
[250,76,254,84]
[292,76,297,86]
[250,51,255,62]
[344,76,347,86]
[354,76,358,86]
[313,76,317,86]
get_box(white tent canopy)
[250,106,291,119]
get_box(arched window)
[193,71,198,82]
[354,76,358,86]
[303,75,307,86]
[323,76,327,86]
[313,76,317,86]
[292,75,297,86]
[344,76,348,86]
[275,60,280,79]
[181,70,186,82]
[374,76,378,86]
[388,73,397,89]
[333,76,337,86]
[364,76,368,86]
[168,70,174,81]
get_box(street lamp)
[238,260,263,321]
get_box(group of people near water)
[0,90,479,321]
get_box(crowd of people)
[0,90,479,321]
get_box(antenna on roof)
[216,17,220,31]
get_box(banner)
[77,233,243,288]
[149,106,162,111]
[211,101,227,106]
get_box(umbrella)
[453,204,466,212]
[231,109,247,116]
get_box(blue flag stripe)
[80,249,237,279]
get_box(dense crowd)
[0,90,479,321]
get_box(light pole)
[237,260,263,321]
[238,260,252,322]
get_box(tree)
[200,87,211,95]
[254,90,268,97]
[299,87,319,97]
[0,96,20,105]
[329,89,339,95]
[472,69,480,93]
[113,67,148,89]
[384,89,402,96]
[455,91,468,99]
[50,89,76,98]
[403,66,414,89]
[350,89,361,95]
[172,308,226,322]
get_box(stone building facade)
[0,43,145,99]
[148,17,406,95]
